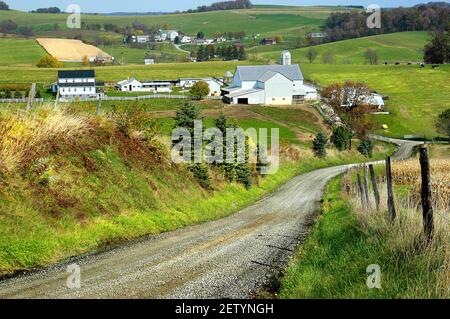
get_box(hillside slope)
[258,31,430,64]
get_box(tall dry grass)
[0,104,91,172]
[344,169,449,298]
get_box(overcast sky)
[5,0,432,13]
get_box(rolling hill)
[0,6,352,38]
[256,31,431,64]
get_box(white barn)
[57,70,97,99]
[222,64,308,105]
[116,78,172,93]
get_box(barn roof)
[236,64,303,82]
[58,70,95,79]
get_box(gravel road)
[0,140,421,299]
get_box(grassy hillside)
[0,38,46,66]
[300,63,450,138]
[0,7,346,38]
[257,31,430,64]
[0,102,393,275]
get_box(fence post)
[386,156,396,221]
[369,164,380,211]
[357,173,366,209]
[363,165,371,209]
[419,146,434,242]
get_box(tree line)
[195,45,246,62]
[185,0,253,13]
[323,2,449,43]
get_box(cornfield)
[391,159,450,210]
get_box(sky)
[4,0,435,13]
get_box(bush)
[312,133,328,158]
[36,55,64,68]
[189,81,210,100]
[435,109,450,140]
[357,139,374,158]
[108,104,157,140]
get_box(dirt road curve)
[0,140,421,299]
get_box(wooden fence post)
[419,146,434,242]
[386,156,396,221]
[357,173,366,209]
[363,165,371,209]
[369,164,380,211]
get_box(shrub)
[435,109,450,140]
[36,55,64,68]
[190,81,210,100]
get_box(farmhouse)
[178,78,224,96]
[56,70,98,99]
[180,36,192,43]
[160,30,179,42]
[116,78,172,93]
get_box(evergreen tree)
[331,126,352,151]
[312,133,328,158]
[357,139,374,158]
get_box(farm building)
[55,70,99,99]
[116,78,172,93]
[178,78,224,96]
[180,36,192,43]
[260,38,277,45]
[222,64,306,105]
[159,30,179,42]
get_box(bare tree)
[364,48,379,65]
[305,47,318,63]
[322,51,334,64]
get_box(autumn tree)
[36,55,63,68]
[82,55,89,66]
[322,51,334,64]
[190,81,210,100]
[364,48,379,65]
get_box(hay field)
[36,38,112,62]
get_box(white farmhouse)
[178,78,223,96]
[57,70,97,99]
[160,30,179,42]
[222,64,307,105]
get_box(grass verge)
[279,177,448,299]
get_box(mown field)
[0,38,46,66]
[300,63,450,138]
[256,31,430,64]
[0,6,347,38]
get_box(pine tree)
[312,133,328,158]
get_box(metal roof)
[236,64,303,82]
[58,70,95,79]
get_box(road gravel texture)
[0,139,421,299]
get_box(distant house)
[159,30,179,42]
[56,70,98,99]
[307,32,327,38]
[215,36,227,43]
[132,35,151,43]
[178,78,224,96]
[180,36,192,43]
[116,78,172,93]
[260,38,277,45]
[194,38,214,45]
[144,58,155,65]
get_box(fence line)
[0,98,44,103]
[0,95,222,104]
